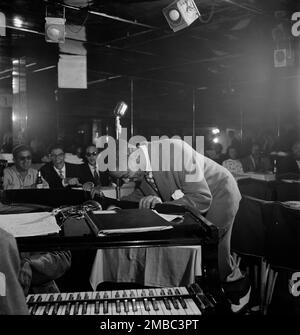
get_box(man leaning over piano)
[93,138,251,313]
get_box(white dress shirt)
[88,163,98,177]
[53,165,66,179]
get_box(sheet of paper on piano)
[0,212,61,237]
[152,210,184,222]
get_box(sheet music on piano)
[0,212,61,237]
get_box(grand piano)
[0,188,227,315]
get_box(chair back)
[263,202,300,270]
[237,178,274,200]
[231,196,267,257]
[274,181,300,202]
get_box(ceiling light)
[13,16,23,28]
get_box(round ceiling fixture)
[168,9,181,22]
[46,26,62,42]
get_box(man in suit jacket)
[277,140,300,177]
[40,143,80,189]
[0,228,28,315]
[108,138,250,312]
[79,145,110,191]
[241,143,272,173]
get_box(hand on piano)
[63,178,80,187]
[67,178,80,186]
[106,205,122,211]
[82,181,94,192]
[139,195,162,209]
[91,185,104,199]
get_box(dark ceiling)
[0,0,299,137]
[1,0,298,85]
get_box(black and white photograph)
[0,0,299,327]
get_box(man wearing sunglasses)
[40,143,80,189]
[79,144,110,192]
[3,144,48,190]
[1,144,71,299]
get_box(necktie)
[58,169,64,179]
[144,171,159,193]
[93,168,100,185]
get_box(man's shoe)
[222,276,251,313]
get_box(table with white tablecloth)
[90,246,202,290]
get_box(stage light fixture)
[45,17,66,43]
[13,16,23,28]
[162,0,200,32]
[45,6,66,43]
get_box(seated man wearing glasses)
[3,144,48,190]
[79,144,110,193]
[40,143,80,189]
[2,144,71,297]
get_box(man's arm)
[2,168,14,190]
[166,141,212,213]
[121,185,146,202]
[0,229,28,315]
[21,251,71,287]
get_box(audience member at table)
[3,144,49,190]
[1,145,72,296]
[277,140,300,177]
[227,130,242,153]
[40,143,80,189]
[222,146,244,175]
[241,143,272,173]
[0,227,28,315]
[79,144,110,192]
[211,143,227,165]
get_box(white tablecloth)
[90,246,201,290]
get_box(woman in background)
[222,146,244,175]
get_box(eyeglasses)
[18,156,32,161]
[86,152,97,157]
[51,153,64,158]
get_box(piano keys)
[26,285,216,315]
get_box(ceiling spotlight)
[168,9,181,22]
[13,16,23,28]
[45,17,66,43]
[212,128,220,135]
[162,0,200,32]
